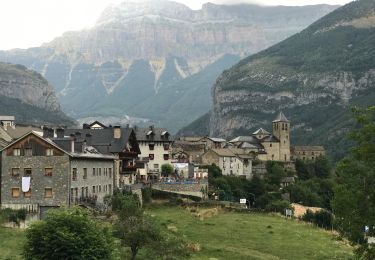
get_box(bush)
[23,207,115,259]
[301,209,334,230]
[265,200,292,214]
[142,188,152,205]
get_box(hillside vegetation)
[196,0,375,160]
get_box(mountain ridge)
[0,1,339,132]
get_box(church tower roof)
[273,112,289,123]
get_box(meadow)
[146,206,354,260]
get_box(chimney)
[48,128,54,138]
[75,131,81,139]
[85,133,92,146]
[43,126,50,138]
[70,134,75,153]
[114,126,121,139]
[56,128,64,138]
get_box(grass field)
[146,206,354,260]
[0,227,25,260]
[0,206,354,260]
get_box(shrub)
[301,209,334,230]
[265,200,292,214]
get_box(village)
[0,112,325,220]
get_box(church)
[229,112,291,162]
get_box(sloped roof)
[273,112,289,123]
[261,135,279,142]
[253,128,270,135]
[207,137,227,142]
[135,127,171,142]
[229,136,261,144]
[88,121,108,129]
[5,126,42,139]
[210,148,236,157]
[64,128,136,154]
[239,142,263,149]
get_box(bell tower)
[272,112,290,162]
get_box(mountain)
[0,1,338,132]
[183,0,375,160]
[0,62,75,126]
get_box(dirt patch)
[186,207,221,220]
[291,203,323,218]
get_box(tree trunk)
[131,246,138,260]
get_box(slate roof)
[273,111,289,122]
[135,127,171,142]
[253,128,270,135]
[229,136,261,143]
[261,135,279,142]
[207,137,227,142]
[88,121,108,129]
[5,126,42,139]
[63,127,136,154]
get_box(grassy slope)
[0,227,25,260]
[147,206,353,260]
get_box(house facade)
[201,148,253,179]
[135,126,173,180]
[291,146,326,161]
[0,131,116,219]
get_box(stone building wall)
[70,158,115,204]
[1,152,70,210]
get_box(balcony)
[122,165,137,173]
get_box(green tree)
[265,161,287,189]
[332,106,375,258]
[161,164,174,175]
[23,207,115,260]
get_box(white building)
[135,126,173,180]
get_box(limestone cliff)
[208,0,375,159]
[0,62,75,126]
[0,1,338,132]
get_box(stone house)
[291,146,326,161]
[64,125,140,187]
[201,148,254,179]
[135,126,173,180]
[0,131,116,219]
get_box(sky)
[0,0,353,51]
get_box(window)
[45,168,53,177]
[44,188,53,198]
[163,154,169,160]
[81,187,84,198]
[24,168,32,176]
[99,168,101,176]
[11,168,20,177]
[72,168,77,181]
[83,168,87,179]
[46,148,54,156]
[149,144,155,150]
[92,186,96,194]
[13,148,20,156]
[109,184,112,194]
[99,185,102,193]
[11,188,20,198]
[85,187,88,197]
[24,189,31,198]
[270,143,272,147]
[108,168,112,178]
[154,164,159,169]
[163,144,169,151]
[149,154,154,160]
[93,168,96,176]
[25,148,32,156]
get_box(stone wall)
[70,158,115,204]
[1,152,70,210]
[152,180,208,198]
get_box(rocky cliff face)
[0,62,75,126]
[0,1,338,132]
[0,63,60,112]
[209,0,375,159]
